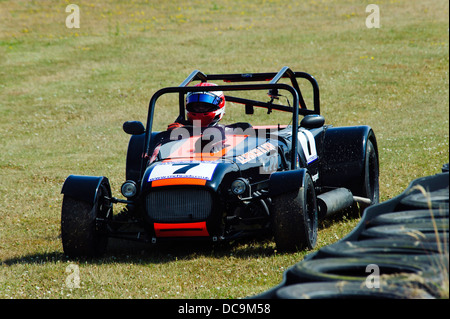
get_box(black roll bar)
[145,83,300,170]
[204,66,320,114]
[144,67,321,170]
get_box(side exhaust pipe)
[353,196,372,206]
[317,188,355,219]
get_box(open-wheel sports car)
[60,66,379,257]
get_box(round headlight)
[121,181,137,198]
[231,178,247,195]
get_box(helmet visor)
[186,93,221,112]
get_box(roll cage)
[144,66,321,170]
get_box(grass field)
[0,0,448,299]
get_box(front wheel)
[271,172,318,252]
[61,181,111,258]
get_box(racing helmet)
[186,82,226,127]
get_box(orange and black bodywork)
[60,67,379,257]
[137,130,287,241]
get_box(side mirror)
[300,114,325,129]
[123,121,145,135]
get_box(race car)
[60,67,379,257]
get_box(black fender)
[61,175,111,205]
[125,133,146,182]
[269,168,307,197]
[126,132,166,183]
[320,125,378,192]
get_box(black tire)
[442,163,449,173]
[367,209,449,227]
[271,172,318,252]
[398,188,449,211]
[359,139,379,209]
[360,221,449,242]
[315,238,444,259]
[61,181,111,258]
[275,281,434,299]
[287,257,433,285]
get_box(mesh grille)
[146,189,212,222]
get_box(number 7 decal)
[148,162,217,182]
[172,163,200,174]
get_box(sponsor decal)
[298,129,318,164]
[148,162,217,182]
[236,142,277,164]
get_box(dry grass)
[0,0,448,298]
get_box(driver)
[167,82,226,130]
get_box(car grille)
[146,189,213,222]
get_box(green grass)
[0,0,448,299]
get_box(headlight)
[231,178,248,195]
[121,181,137,198]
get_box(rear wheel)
[359,139,379,209]
[272,172,318,252]
[61,181,111,258]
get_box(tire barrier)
[252,163,449,299]
[366,209,449,226]
[315,238,444,258]
[360,221,449,242]
[397,188,449,211]
[275,281,435,299]
[285,257,438,284]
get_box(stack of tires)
[253,164,449,299]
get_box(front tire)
[61,182,111,258]
[272,172,318,252]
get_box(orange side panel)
[164,135,248,161]
[154,222,209,237]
